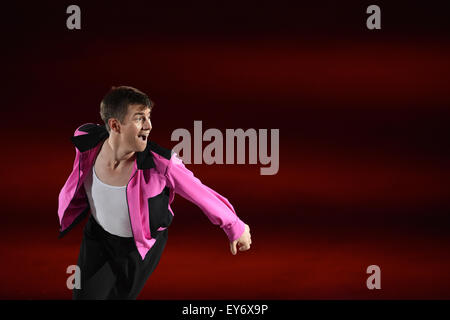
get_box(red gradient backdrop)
[1,1,450,299]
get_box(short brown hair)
[100,86,154,132]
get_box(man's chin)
[136,143,147,152]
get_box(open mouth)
[138,134,148,141]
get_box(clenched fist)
[230,223,252,255]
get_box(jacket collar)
[70,124,155,169]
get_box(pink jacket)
[58,123,245,260]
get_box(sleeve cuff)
[222,217,246,242]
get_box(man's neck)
[102,137,136,170]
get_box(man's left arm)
[164,153,252,254]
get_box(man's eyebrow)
[133,112,151,116]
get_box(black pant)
[73,215,168,300]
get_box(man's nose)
[143,118,152,130]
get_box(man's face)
[115,104,152,152]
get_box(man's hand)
[230,223,252,255]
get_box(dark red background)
[1,1,450,299]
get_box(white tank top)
[83,166,133,238]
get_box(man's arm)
[164,153,252,254]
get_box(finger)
[239,243,251,251]
[230,241,237,255]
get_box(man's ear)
[108,118,121,134]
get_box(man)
[58,86,252,300]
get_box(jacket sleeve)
[164,152,246,242]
